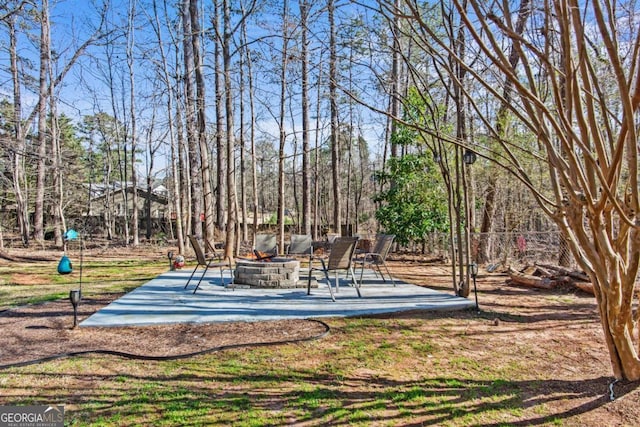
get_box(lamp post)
[69,289,81,328]
[463,149,477,165]
[168,251,175,270]
[462,149,477,301]
[469,262,479,310]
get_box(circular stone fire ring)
[233,257,308,288]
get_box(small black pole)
[473,274,479,310]
[470,262,479,311]
[79,234,83,298]
[69,289,81,328]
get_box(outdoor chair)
[253,233,278,260]
[325,233,340,244]
[184,235,233,294]
[286,233,314,279]
[354,234,396,286]
[286,234,313,257]
[307,236,361,302]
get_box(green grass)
[0,257,603,426]
[0,337,576,426]
[0,259,166,309]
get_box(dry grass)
[0,247,638,426]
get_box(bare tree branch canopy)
[2,0,639,383]
[372,0,640,380]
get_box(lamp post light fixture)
[69,289,81,328]
[463,149,477,165]
[469,262,479,310]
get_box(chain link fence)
[421,231,576,268]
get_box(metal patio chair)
[354,234,396,286]
[286,233,314,280]
[253,233,278,260]
[184,235,233,294]
[307,236,361,302]
[286,234,313,257]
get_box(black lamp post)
[469,262,479,310]
[69,289,81,328]
[459,148,477,306]
[168,251,175,270]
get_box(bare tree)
[219,0,258,257]
[238,52,248,242]
[189,0,214,244]
[328,0,342,235]
[476,0,532,264]
[299,0,312,236]
[149,0,185,254]
[239,0,258,241]
[276,0,291,251]
[181,0,203,241]
[126,0,140,246]
[49,62,64,248]
[4,9,30,245]
[376,0,640,380]
[222,0,237,258]
[24,1,106,245]
[33,0,51,245]
[213,0,226,234]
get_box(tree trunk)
[214,1,226,233]
[389,0,401,159]
[277,0,290,251]
[477,0,531,264]
[182,0,202,240]
[590,265,640,380]
[102,123,114,241]
[378,0,640,380]
[34,0,50,244]
[8,14,29,246]
[190,0,214,244]
[223,0,237,258]
[300,0,311,236]
[313,59,324,239]
[239,51,248,242]
[105,47,130,244]
[49,76,64,248]
[328,0,342,235]
[176,74,191,246]
[127,0,139,246]
[239,8,258,241]
[152,0,185,254]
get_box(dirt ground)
[0,248,639,425]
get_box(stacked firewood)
[507,263,594,295]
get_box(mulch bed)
[0,294,329,368]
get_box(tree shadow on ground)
[3,367,637,426]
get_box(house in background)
[86,182,170,237]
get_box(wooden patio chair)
[184,235,233,294]
[354,234,396,286]
[307,236,361,302]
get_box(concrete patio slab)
[80,269,475,327]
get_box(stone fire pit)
[233,257,308,288]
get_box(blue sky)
[1,0,390,178]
